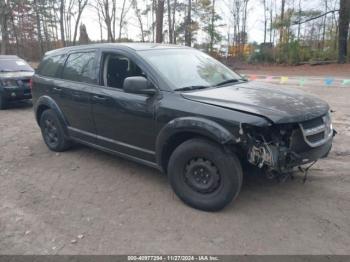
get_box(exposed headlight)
[323,111,333,138]
[329,111,333,132]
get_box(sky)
[79,0,326,45]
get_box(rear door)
[56,50,99,142]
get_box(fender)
[156,117,239,168]
[34,95,69,137]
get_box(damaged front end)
[242,112,335,175]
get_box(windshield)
[138,48,242,90]
[0,58,33,72]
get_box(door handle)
[53,87,62,92]
[92,95,107,101]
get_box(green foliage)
[278,41,301,64]
[309,48,338,62]
[247,40,339,65]
[248,48,274,64]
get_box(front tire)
[168,138,243,211]
[40,109,71,152]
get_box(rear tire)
[168,138,243,211]
[40,109,71,152]
[0,94,7,110]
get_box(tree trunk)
[72,12,82,45]
[73,1,88,46]
[97,7,103,41]
[172,0,176,43]
[297,0,301,41]
[100,0,115,42]
[156,0,164,43]
[322,0,328,49]
[43,16,51,50]
[132,0,145,42]
[8,7,20,56]
[184,0,191,46]
[338,0,350,63]
[269,0,273,43]
[118,0,127,41]
[209,0,216,52]
[112,0,116,41]
[263,0,267,43]
[59,0,66,47]
[167,0,172,43]
[1,19,8,55]
[152,0,155,42]
[0,1,9,55]
[279,0,285,44]
[241,0,249,54]
[33,0,44,56]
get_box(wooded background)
[0,0,349,64]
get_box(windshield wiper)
[214,78,242,87]
[174,85,210,92]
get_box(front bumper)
[289,133,333,167]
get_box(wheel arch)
[35,96,69,137]
[156,117,239,173]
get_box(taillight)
[29,78,33,90]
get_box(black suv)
[0,55,34,109]
[32,43,335,211]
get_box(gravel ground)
[0,81,349,255]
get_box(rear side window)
[38,54,65,77]
[62,52,97,84]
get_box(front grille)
[299,113,332,148]
[307,132,324,143]
[289,128,310,153]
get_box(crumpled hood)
[182,81,329,124]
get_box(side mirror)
[123,76,156,95]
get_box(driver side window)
[101,53,145,89]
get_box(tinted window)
[38,54,66,77]
[62,52,97,84]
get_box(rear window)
[38,54,66,77]
[61,51,97,84]
[0,58,33,72]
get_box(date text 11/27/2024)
[127,255,220,261]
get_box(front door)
[91,51,158,163]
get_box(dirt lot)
[0,79,350,255]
